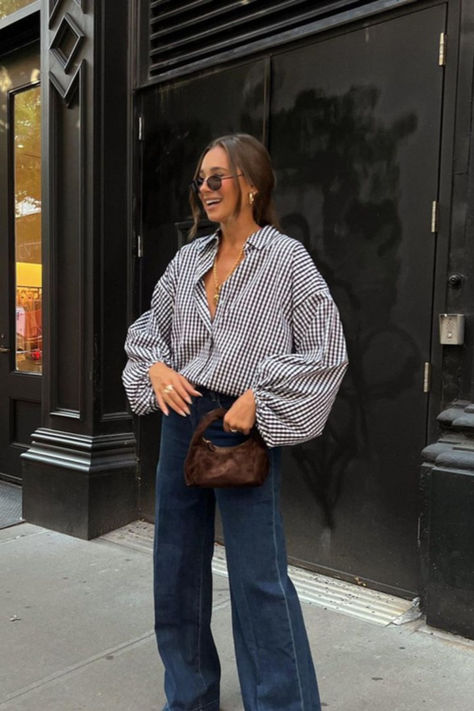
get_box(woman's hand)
[223,389,257,435]
[149,362,201,416]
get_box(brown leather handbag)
[184,408,269,488]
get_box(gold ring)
[163,384,174,393]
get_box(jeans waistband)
[195,386,238,409]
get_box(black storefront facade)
[1,0,473,639]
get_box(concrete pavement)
[1,521,473,711]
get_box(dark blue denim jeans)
[154,388,321,711]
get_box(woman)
[123,134,348,711]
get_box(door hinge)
[138,114,144,141]
[439,32,447,66]
[423,362,431,393]
[431,200,439,233]
[137,233,143,258]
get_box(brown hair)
[189,133,279,239]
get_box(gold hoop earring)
[249,192,255,206]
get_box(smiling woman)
[123,133,348,711]
[195,144,261,317]
[189,133,279,238]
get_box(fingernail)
[180,411,187,417]
[186,397,192,404]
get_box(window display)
[14,85,42,374]
[0,1,34,19]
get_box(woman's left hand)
[223,389,257,435]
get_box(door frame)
[0,40,42,483]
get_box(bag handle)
[192,408,228,441]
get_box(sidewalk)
[1,521,473,711]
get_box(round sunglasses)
[191,173,243,194]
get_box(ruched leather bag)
[184,408,269,488]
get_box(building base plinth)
[21,428,138,540]
[421,402,474,640]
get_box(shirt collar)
[195,224,278,252]
[196,231,219,251]
[245,224,278,251]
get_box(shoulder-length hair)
[189,133,279,239]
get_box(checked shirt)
[122,225,348,447]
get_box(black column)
[419,0,474,638]
[22,0,137,539]
[421,404,474,639]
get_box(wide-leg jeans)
[154,388,321,711]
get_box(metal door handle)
[0,346,10,353]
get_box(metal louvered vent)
[148,0,378,81]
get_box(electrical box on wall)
[439,314,465,345]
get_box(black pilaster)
[421,404,474,639]
[22,0,137,539]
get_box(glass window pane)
[0,1,34,19]
[14,85,42,374]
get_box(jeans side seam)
[226,544,261,708]
[271,457,305,711]
[196,495,209,703]
[235,576,261,708]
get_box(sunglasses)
[191,173,243,194]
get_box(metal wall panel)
[139,0,418,85]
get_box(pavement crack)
[0,631,155,707]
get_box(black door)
[137,4,446,595]
[0,43,42,483]
[270,4,446,596]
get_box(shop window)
[13,85,42,374]
[0,0,35,19]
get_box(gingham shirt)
[122,225,348,447]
